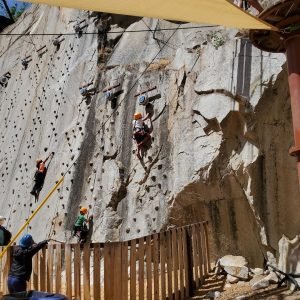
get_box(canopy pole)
[0,176,64,259]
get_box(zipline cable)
[0,25,219,36]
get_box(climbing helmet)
[19,234,34,248]
[80,207,88,214]
[134,112,142,120]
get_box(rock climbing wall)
[0,2,298,266]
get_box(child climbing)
[8,234,48,293]
[30,152,54,202]
[73,207,92,244]
[0,72,11,88]
[132,112,153,159]
[52,35,65,51]
[0,216,11,246]
[21,56,32,70]
[73,20,86,37]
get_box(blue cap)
[19,234,34,248]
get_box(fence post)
[203,221,211,273]
[185,227,194,297]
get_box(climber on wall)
[0,72,11,88]
[8,234,48,293]
[73,207,93,244]
[132,112,153,159]
[52,35,65,51]
[0,216,11,246]
[30,152,54,202]
[73,20,87,37]
[21,56,32,70]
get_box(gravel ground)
[189,274,300,300]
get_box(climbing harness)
[105,90,114,101]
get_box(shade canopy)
[24,0,277,31]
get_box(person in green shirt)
[73,207,91,243]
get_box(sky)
[0,0,31,18]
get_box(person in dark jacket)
[0,216,11,246]
[8,234,48,293]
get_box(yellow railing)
[0,221,210,299]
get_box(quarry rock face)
[0,3,299,266]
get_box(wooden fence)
[0,221,210,299]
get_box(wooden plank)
[47,244,54,292]
[104,243,112,300]
[3,247,12,295]
[146,235,152,300]
[160,233,166,300]
[153,234,159,300]
[93,244,101,300]
[191,225,199,289]
[166,230,173,300]
[182,228,190,297]
[121,241,129,300]
[130,239,137,299]
[138,237,145,300]
[203,222,211,273]
[196,224,204,284]
[33,252,39,290]
[177,229,184,300]
[55,244,62,293]
[74,243,81,300]
[114,243,122,300]
[172,229,179,300]
[83,243,91,300]
[40,247,46,291]
[200,223,207,277]
[65,244,72,300]
[0,246,2,295]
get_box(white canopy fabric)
[23,0,277,31]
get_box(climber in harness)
[0,216,11,246]
[73,20,86,37]
[132,112,153,159]
[8,234,48,293]
[21,56,32,70]
[73,207,93,244]
[53,34,65,51]
[0,72,11,88]
[30,152,54,202]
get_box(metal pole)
[1,0,14,22]
[285,31,300,187]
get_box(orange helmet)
[80,207,88,214]
[133,112,142,120]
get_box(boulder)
[227,274,239,284]
[250,274,270,290]
[250,268,264,276]
[219,255,249,279]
